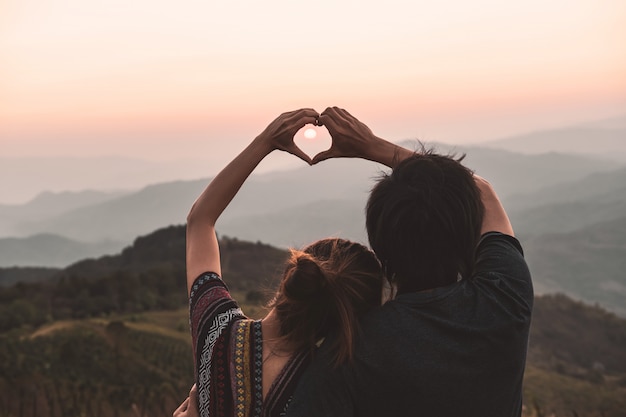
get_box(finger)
[336,107,354,119]
[283,110,318,133]
[188,384,199,413]
[330,107,354,126]
[320,106,339,117]
[318,114,340,136]
[320,108,341,124]
[322,107,348,125]
[311,149,337,165]
[285,108,318,124]
[286,144,313,165]
[274,109,317,131]
[173,397,190,416]
[297,109,319,126]
[298,115,319,130]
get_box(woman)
[176,109,388,417]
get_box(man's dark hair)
[365,149,484,293]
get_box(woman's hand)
[186,108,318,290]
[173,384,199,417]
[255,108,319,164]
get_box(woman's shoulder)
[190,271,246,333]
[189,271,240,308]
[190,271,227,298]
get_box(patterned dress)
[190,272,312,417]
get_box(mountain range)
[481,113,626,161]
[2,145,622,245]
[1,118,625,315]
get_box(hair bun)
[283,254,327,300]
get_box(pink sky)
[2,0,626,161]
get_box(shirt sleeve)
[189,272,245,414]
[473,232,534,314]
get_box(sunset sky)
[2,0,625,162]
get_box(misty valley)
[1,123,626,416]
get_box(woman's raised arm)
[185,108,318,294]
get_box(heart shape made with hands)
[294,124,332,161]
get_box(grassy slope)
[8,295,625,417]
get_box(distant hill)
[0,155,221,206]
[507,168,626,235]
[0,266,59,287]
[582,113,626,129]
[3,148,621,249]
[0,225,289,327]
[220,198,370,248]
[2,144,625,319]
[512,198,626,237]
[506,168,626,212]
[6,158,380,244]
[11,180,204,243]
[2,219,625,321]
[458,145,623,196]
[56,225,288,294]
[0,226,288,299]
[0,234,125,268]
[480,126,626,162]
[523,216,626,316]
[0,189,128,236]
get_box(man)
[285,107,533,417]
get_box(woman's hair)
[268,238,385,366]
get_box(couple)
[174,107,533,417]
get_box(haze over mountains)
[481,113,626,161]
[1,116,625,315]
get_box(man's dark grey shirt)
[286,232,533,417]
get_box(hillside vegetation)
[1,226,625,416]
[0,226,287,333]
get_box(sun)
[303,128,317,139]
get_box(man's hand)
[312,107,378,163]
[173,384,199,417]
[313,107,413,167]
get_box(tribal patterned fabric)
[189,272,312,417]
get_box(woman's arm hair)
[186,109,318,294]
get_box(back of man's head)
[365,150,484,294]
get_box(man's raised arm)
[313,106,414,168]
[474,175,514,237]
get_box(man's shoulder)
[475,232,532,284]
[356,299,417,340]
[477,231,524,253]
